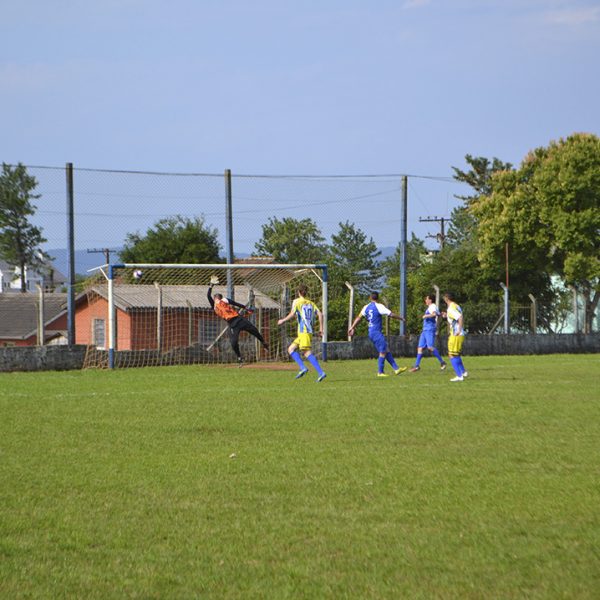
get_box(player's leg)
[304,350,326,381]
[383,347,402,373]
[411,331,427,371]
[448,334,465,381]
[288,340,308,378]
[370,332,389,376]
[240,318,269,350]
[228,324,243,364]
[425,330,445,368]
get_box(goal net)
[81,262,328,369]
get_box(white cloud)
[545,6,600,25]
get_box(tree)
[0,163,49,292]
[452,154,513,204]
[325,222,382,340]
[254,217,327,264]
[329,221,381,294]
[447,155,513,248]
[473,134,600,332]
[120,215,222,264]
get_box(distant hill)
[48,249,118,277]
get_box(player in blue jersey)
[348,291,407,377]
[441,292,468,382]
[277,284,327,382]
[409,294,447,373]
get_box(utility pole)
[87,247,119,265]
[419,216,448,251]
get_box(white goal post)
[82,263,328,369]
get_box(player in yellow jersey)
[441,292,469,382]
[277,284,327,382]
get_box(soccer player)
[441,292,469,382]
[207,283,269,366]
[277,284,327,382]
[348,291,407,377]
[409,294,447,372]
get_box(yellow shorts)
[448,334,464,356]
[293,333,313,352]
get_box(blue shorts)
[418,330,436,349]
[369,330,388,353]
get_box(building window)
[93,318,106,349]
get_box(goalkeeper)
[207,280,269,365]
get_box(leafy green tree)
[254,217,327,263]
[452,154,513,204]
[0,163,49,292]
[325,221,382,339]
[473,133,600,332]
[120,215,222,263]
[329,221,381,294]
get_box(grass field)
[1,354,599,599]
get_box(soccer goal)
[81,263,328,369]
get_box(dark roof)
[0,293,68,339]
[84,284,280,311]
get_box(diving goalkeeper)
[207,281,269,365]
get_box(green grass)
[1,355,599,599]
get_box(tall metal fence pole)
[500,282,510,334]
[65,162,76,346]
[399,175,408,335]
[224,169,234,300]
[528,293,537,334]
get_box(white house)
[0,256,67,293]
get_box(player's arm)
[388,311,405,321]
[206,285,215,309]
[348,313,363,336]
[316,307,324,336]
[277,307,296,326]
[228,298,247,310]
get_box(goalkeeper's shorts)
[293,332,313,352]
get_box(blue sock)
[415,353,423,368]
[457,357,466,374]
[385,352,398,370]
[378,356,385,373]
[307,354,324,376]
[432,348,443,363]
[290,350,305,370]
[450,356,462,376]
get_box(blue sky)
[1,0,599,255]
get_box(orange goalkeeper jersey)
[213,298,240,321]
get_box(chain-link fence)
[23,165,461,276]
[1,164,597,349]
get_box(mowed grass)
[1,355,599,599]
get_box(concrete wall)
[0,345,87,372]
[327,333,600,360]
[0,334,598,372]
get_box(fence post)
[155,282,162,352]
[345,281,354,341]
[399,175,408,335]
[433,284,440,342]
[224,169,234,300]
[528,293,537,334]
[65,162,76,346]
[500,282,510,334]
[36,284,44,346]
[570,286,579,333]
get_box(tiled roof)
[0,293,68,339]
